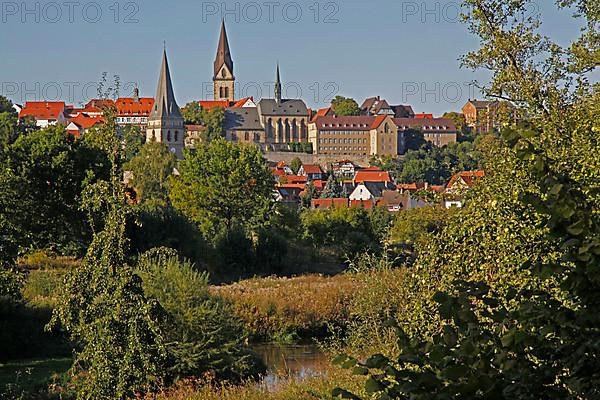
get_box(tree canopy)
[331,96,361,116]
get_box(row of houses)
[271,159,485,211]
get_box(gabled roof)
[69,114,104,129]
[115,97,154,116]
[393,117,457,132]
[354,170,392,183]
[223,107,264,131]
[150,49,182,120]
[232,97,255,108]
[257,98,309,116]
[361,181,395,198]
[313,115,393,131]
[19,101,66,120]
[447,170,486,189]
[300,164,324,175]
[214,19,234,78]
[467,99,495,109]
[415,113,433,119]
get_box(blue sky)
[0,0,585,115]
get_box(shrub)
[138,250,265,382]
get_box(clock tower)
[146,47,185,159]
[213,19,235,102]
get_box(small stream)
[252,343,329,391]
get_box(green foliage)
[320,175,342,199]
[137,250,265,382]
[201,107,225,143]
[170,139,274,237]
[0,125,110,256]
[388,206,454,264]
[128,204,208,268]
[182,102,225,143]
[0,96,16,116]
[125,141,177,206]
[121,124,144,163]
[50,116,165,400]
[331,96,361,116]
[300,207,381,257]
[182,101,203,125]
[290,157,302,175]
[335,1,600,398]
[395,140,482,184]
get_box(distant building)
[19,101,68,128]
[298,164,325,181]
[349,181,396,201]
[394,117,458,149]
[115,89,154,127]
[213,20,235,102]
[146,48,186,159]
[361,96,415,118]
[308,115,398,157]
[256,64,310,146]
[462,99,517,134]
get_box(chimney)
[133,87,140,102]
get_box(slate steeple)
[275,63,282,105]
[214,19,234,79]
[151,48,182,119]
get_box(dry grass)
[150,365,365,400]
[211,275,361,341]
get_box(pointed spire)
[275,62,282,105]
[214,19,234,79]
[150,48,182,119]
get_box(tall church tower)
[146,47,185,159]
[213,19,235,102]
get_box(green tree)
[290,156,302,174]
[121,124,144,163]
[169,138,274,236]
[0,125,110,255]
[320,175,342,198]
[50,112,165,400]
[331,96,361,116]
[182,101,203,125]
[0,96,16,116]
[200,106,225,143]
[125,141,177,206]
[137,250,264,382]
[335,1,600,398]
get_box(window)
[245,132,249,141]
[167,130,172,142]
[174,131,178,141]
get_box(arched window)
[224,87,229,98]
[384,123,389,133]
[167,130,171,142]
[174,131,178,141]
[245,132,249,141]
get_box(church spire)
[151,48,182,119]
[214,19,234,79]
[275,62,282,105]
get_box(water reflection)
[252,343,329,391]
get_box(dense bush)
[138,249,265,382]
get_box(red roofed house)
[446,170,486,193]
[115,89,155,127]
[66,114,104,138]
[298,164,325,181]
[414,113,434,119]
[19,101,68,128]
[308,115,398,156]
[354,170,392,184]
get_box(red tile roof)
[283,175,308,184]
[199,100,230,110]
[447,170,486,188]
[278,184,307,190]
[232,97,254,108]
[19,101,66,120]
[415,113,434,119]
[115,97,154,116]
[301,164,324,175]
[85,99,115,109]
[69,114,104,129]
[354,170,392,183]
[350,199,382,209]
